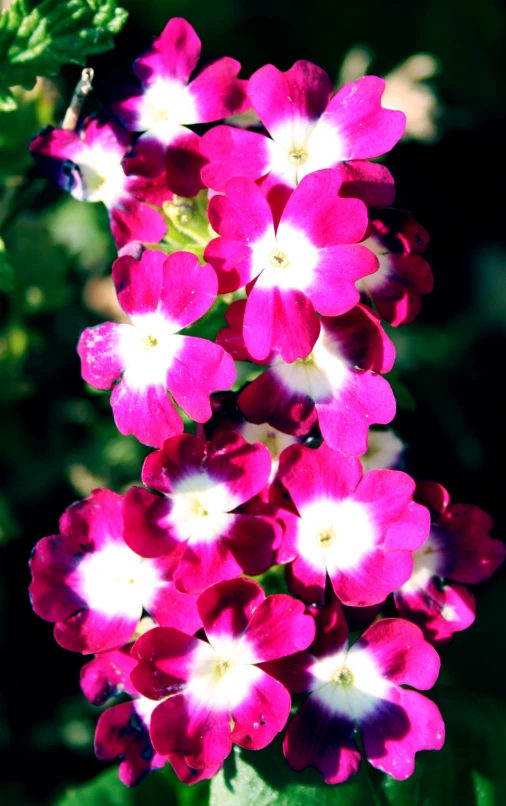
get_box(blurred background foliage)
[1,0,506,803]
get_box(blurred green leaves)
[0,0,128,111]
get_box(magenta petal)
[322,306,396,374]
[238,369,317,437]
[95,700,166,787]
[54,606,139,655]
[362,687,444,780]
[131,627,199,698]
[133,18,201,87]
[158,252,218,327]
[201,126,271,190]
[243,594,316,662]
[283,696,360,784]
[111,381,183,448]
[149,579,202,635]
[336,161,396,208]
[197,578,265,645]
[205,431,272,504]
[259,650,315,695]
[109,196,166,250]
[29,534,87,624]
[150,694,232,768]
[329,548,414,607]
[436,504,505,584]
[169,752,222,784]
[112,250,166,316]
[322,76,406,160]
[188,57,247,122]
[173,532,244,595]
[286,554,327,605]
[80,646,137,704]
[123,131,166,178]
[306,244,378,316]
[248,60,334,139]
[166,336,236,423]
[355,618,440,689]
[281,169,369,246]
[278,443,363,513]
[244,285,320,362]
[224,514,277,576]
[78,323,124,390]
[204,237,257,295]
[208,176,273,242]
[165,128,207,197]
[122,487,181,559]
[230,667,291,750]
[142,433,205,493]
[354,470,430,551]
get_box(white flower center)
[76,150,126,207]
[117,311,180,390]
[400,530,442,594]
[167,472,239,544]
[137,79,198,134]
[273,329,348,402]
[311,645,388,720]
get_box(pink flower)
[30,117,169,249]
[106,17,248,196]
[276,442,430,605]
[122,431,280,593]
[29,489,201,654]
[266,600,444,783]
[218,300,396,456]
[201,62,405,210]
[78,249,235,447]
[394,481,506,644]
[81,644,221,786]
[358,208,433,325]
[130,578,315,768]
[205,170,378,361]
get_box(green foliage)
[0,0,128,110]
[0,236,13,291]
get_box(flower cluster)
[29,16,504,791]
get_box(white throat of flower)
[137,79,198,137]
[311,645,388,720]
[167,472,239,544]
[252,223,319,292]
[274,329,348,402]
[117,310,180,390]
[400,530,442,594]
[268,115,346,186]
[76,147,127,207]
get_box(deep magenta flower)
[29,489,201,654]
[78,249,235,447]
[266,600,444,783]
[122,431,279,593]
[106,17,248,196]
[205,170,378,361]
[394,481,506,644]
[359,208,433,326]
[30,116,169,249]
[81,644,221,786]
[276,442,430,605]
[130,578,316,768]
[201,62,405,209]
[218,300,396,456]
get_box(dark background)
[1,0,505,802]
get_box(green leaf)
[0,0,128,110]
[54,764,210,806]
[387,372,417,411]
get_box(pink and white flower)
[394,481,506,644]
[265,600,444,783]
[201,62,405,209]
[205,170,378,361]
[122,431,279,593]
[78,249,235,447]
[30,117,169,249]
[29,489,202,654]
[81,644,220,786]
[358,208,433,326]
[219,300,396,456]
[276,442,430,605]
[130,577,315,768]
[106,17,248,196]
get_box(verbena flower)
[130,578,315,768]
[30,116,170,249]
[78,249,235,447]
[394,481,505,644]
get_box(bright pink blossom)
[276,442,430,605]
[394,481,505,644]
[29,489,201,654]
[265,600,444,783]
[130,578,315,768]
[201,62,405,211]
[106,17,248,196]
[122,431,279,593]
[30,117,169,249]
[205,170,378,361]
[78,249,235,447]
[358,208,433,325]
[218,300,396,456]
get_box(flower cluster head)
[28,13,503,794]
